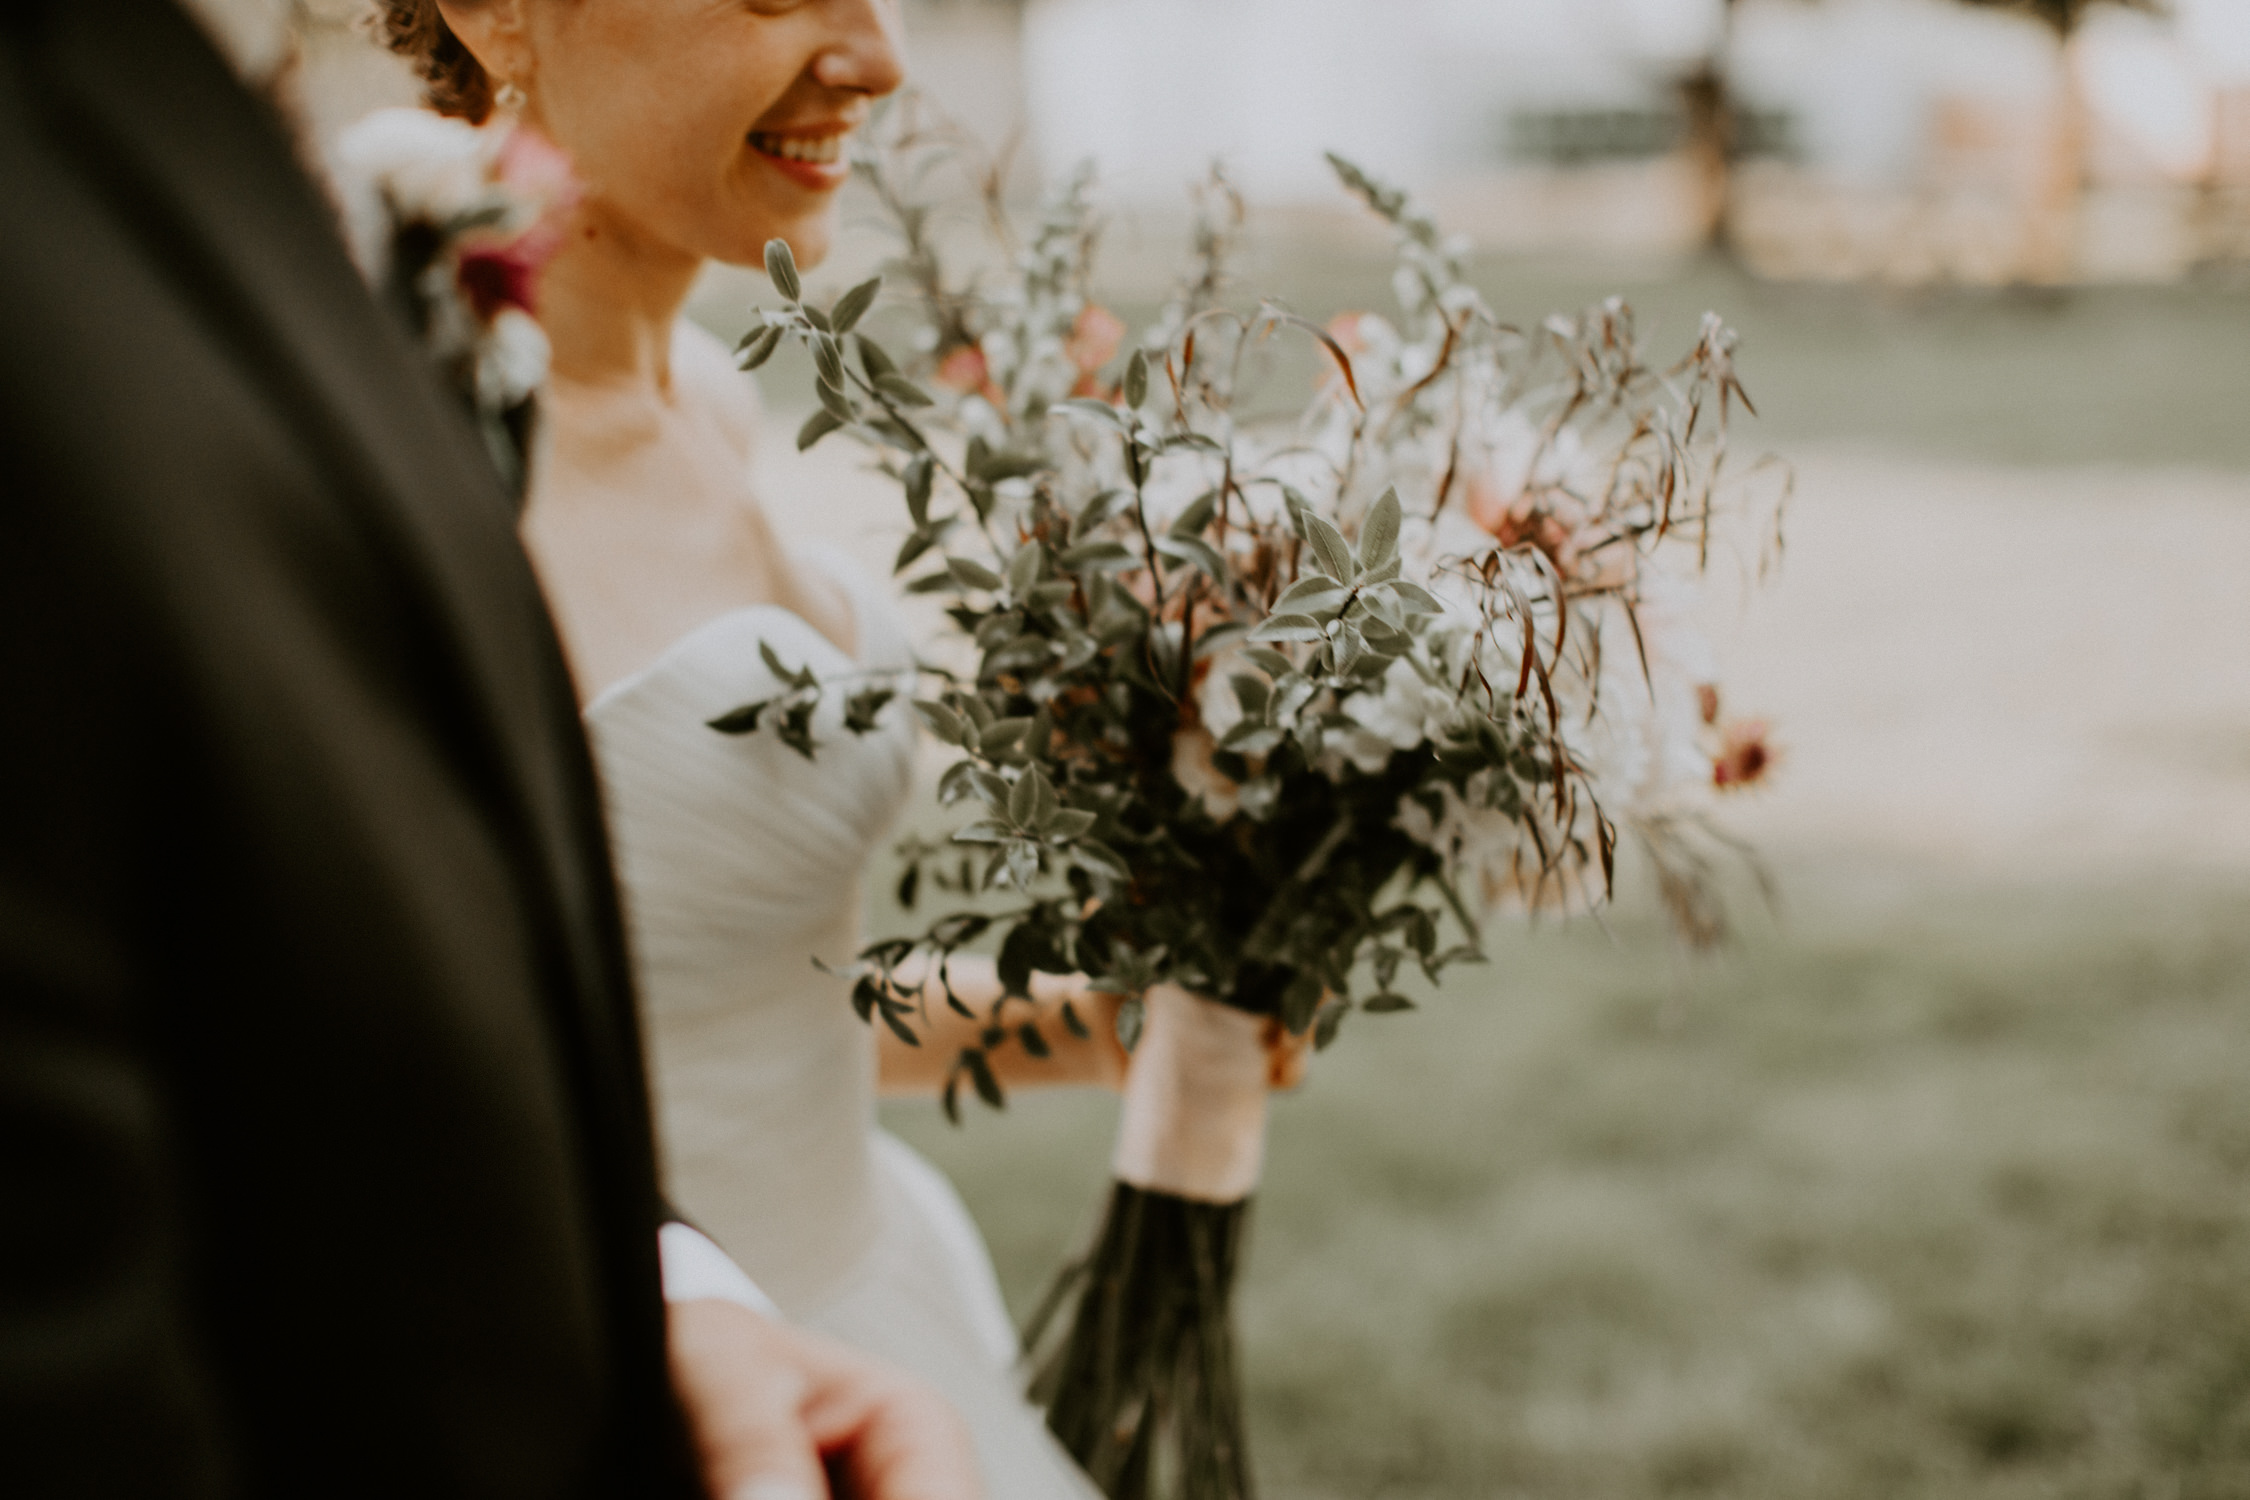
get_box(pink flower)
[456,239,547,320]
[495,125,577,206]
[1712,718,1778,792]
[1325,312,1371,356]
[1067,304,1126,397]
[455,126,580,323]
[1464,474,1593,579]
[934,344,1004,407]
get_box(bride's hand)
[667,1299,978,1500]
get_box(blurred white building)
[1010,0,2250,281]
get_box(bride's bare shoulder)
[671,319,764,459]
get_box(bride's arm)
[874,955,1128,1097]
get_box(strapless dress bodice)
[582,544,917,1310]
[582,544,1100,1500]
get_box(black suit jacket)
[0,2,703,1494]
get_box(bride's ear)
[433,0,534,100]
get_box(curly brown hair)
[376,0,496,124]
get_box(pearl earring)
[495,80,528,112]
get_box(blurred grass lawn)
[844,252,2250,1496]
[884,867,2250,1499]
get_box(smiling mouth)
[749,131,849,167]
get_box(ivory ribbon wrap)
[1111,984,1271,1203]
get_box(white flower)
[330,108,497,280]
[1573,570,1719,819]
[1333,658,1457,775]
[1194,649,1249,744]
[477,308,552,410]
[1171,727,1240,822]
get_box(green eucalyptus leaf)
[894,528,938,576]
[776,701,817,760]
[1124,348,1150,408]
[798,408,845,451]
[1272,577,1348,614]
[979,718,1035,755]
[1360,486,1402,569]
[963,1048,1005,1110]
[830,275,882,333]
[816,376,856,426]
[1152,534,1226,581]
[1047,808,1097,840]
[735,324,786,371]
[913,700,969,745]
[877,996,921,1047]
[1072,839,1131,883]
[953,820,1015,845]
[1251,613,1328,644]
[1017,1023,1051,1059]
[843,686,895,735]
[1007,767,1045,828]
[812,336,846,389]
[1281,972,1326,1035]
[1387,578,1446,614]
[1169,491,1219,540]
[706,700,772,735]
[904,454,935,527]
[1219,723,1284,757]
[947,556,1005,592]
[1329,621,1367,675]
[876,373,935,408]
[935,759,983,805]
[1058,539,1133,571]
[1077,489,1126,529]
[1057,397,1128,430]
[1304,512,1358,582]
[858,335,899,379]
[763,238,801,301]
[1245,647,1296,678]
[1363,993,1417,1014]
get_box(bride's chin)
[726,217,833,273]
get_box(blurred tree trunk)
[2022,46,2088,284]
[1955,0,2157,284]
[1677,0,1743,257]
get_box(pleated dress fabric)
[583,544,1099,1499]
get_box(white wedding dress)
[583,543,1099,1499]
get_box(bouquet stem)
[1029,986,1272,1500]
[1031,1184,1253,1500]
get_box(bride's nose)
[811,0,907,98]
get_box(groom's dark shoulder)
[0,11,682,1497]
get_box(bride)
[382,1,1120,1492]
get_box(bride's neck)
[538,201,704,396]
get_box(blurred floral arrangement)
[722,103,1784,1500]
[330,108,579,496]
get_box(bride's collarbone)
[526,458,857,698]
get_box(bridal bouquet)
[331,108,579,495]
[721,112,1780,1499]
